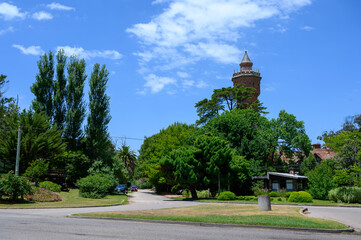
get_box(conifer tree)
[85,64,111,163]
[30,51,54,118]
[64,56,86,150]
[53,49,67,130]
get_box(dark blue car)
[114,184,128,194]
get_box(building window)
[286,180,293,191]
[272,180,280,191]
[253,82,255,87]
[249,83,251,86]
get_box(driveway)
[0,189,201,217]
[306,206,361,231]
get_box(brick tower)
[232,51,261,102]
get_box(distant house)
[310,144,337,162]
[252,172,308,192]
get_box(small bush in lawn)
[285,192,291,198]
[197,190,211,198]
[217,191,236,200]
[288,191,313,203]
[244,196,253,201]
[270,197,274,201]
[77,174,113,199]
[269,191,280,197]
[277,197,283,201]
[254,196,258,201]
[39,181,61,192]
[0,171,33,200]
[27,188,62,202]
[328,186,361,203]
[238,196,245,200]
[253,188,269,196]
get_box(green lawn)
[75,204,347,230]
[0,189,128,208]
[171,196,361,206]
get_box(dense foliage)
[77,173,115,199]
[0,171,34,200]
[288,191,313,203]
[217,191,237,200]
[39,181,61,192]
[328,186,361,203]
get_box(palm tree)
[118,145,137,177]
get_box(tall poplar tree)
[31,51,54,118]
[53,49,67,130]
[64,56,86,150]
[85,64,111,163]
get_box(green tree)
[195,85,257,125]
[324,131,361,168]
[64,56,87,151]
[307,160,337,199]
[118,145,137,178]
[53,49,67,131]
[136,122,196,191]
[160,146,205,199]
[0,110,66,174]
[85,63,111,164]
[31,51,54,118]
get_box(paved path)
[306,206,361,232]
[0,189,201,217]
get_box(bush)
[253,188,269,196]
[307,160,337,199]
[217,191,236,200]
[270,197,274,201]
[238,196,245,200]
[277,197,282,201]
[269,191,280,197]
[0,171,34,200]
[24,159,49,184]
[39,181,61,192]
[27,188,62,202]
[76,174,114,199]
[244,196,254,201]
[328,186,361,203]
[197,190,211,198]
[288,191,313,203]
[285,192,291,198]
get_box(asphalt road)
[307,206,361,232]
[0,190,360,240]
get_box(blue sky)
[1,0,360,153]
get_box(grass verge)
[75,204,347,229]
[171,197,361,206]
[0,189,128,208]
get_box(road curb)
[69,215,354,233]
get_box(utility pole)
[15,124,21,175]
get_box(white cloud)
[0,26,14,35]
[177,71,190,78]
[269,24,286,33]
[13,44,44,55]
[144,74,177,93]
[182,80,194,88]
[32,11,53,20]
[196,80,208,88]
[0,3,26,20]
[300,25,314,31]
[127,0,311,94]
[56,46,122,60]
[47,2,75,11]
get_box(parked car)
[131,185,138,192]
[61,183,69,192]
[114,184,128,194]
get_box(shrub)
[238,196,245,200]
[76,174,114,199]
[288,191,313,203]
[253,188,269,196]
[254,196,258,201]
[39,181,61,192]
[307,160,337,199]
[24,159,49,184]
[0,171,34,200]
[197,190,211,198]
[285,192,291,198]
[277,197,283,201]
[27,188,62,202]
[244,196,254,201]
[269,191,280,197]
[217,191,236,200]
[270,197,274,201]
[328,186,361,203]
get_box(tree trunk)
[190,187,198,199]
